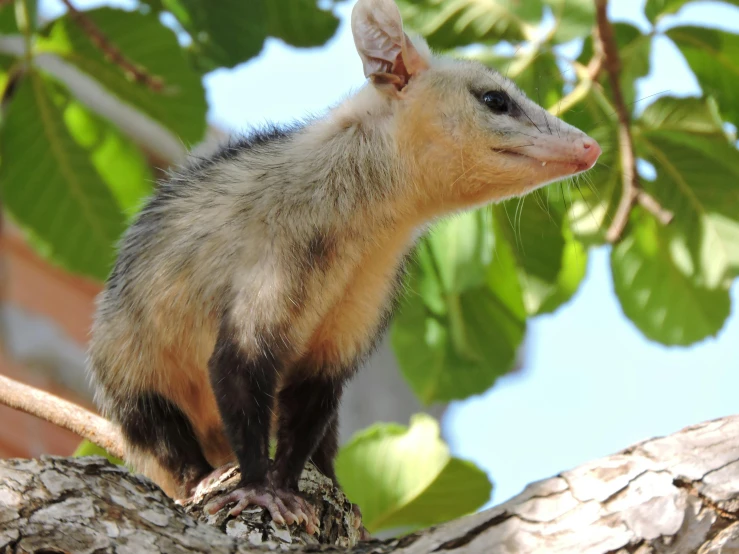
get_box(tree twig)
[637,189,674,225]
[594,0,673,242]
[548,50,603,116]
[595,0,636,242]
[0,374,124,459]
[58,0,165,92]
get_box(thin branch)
[58,0,165,92]
[548,52,604,116]
[595,0,673,242]
[595,0,636,242]
[638,190,674,225]
[0,374,124,459]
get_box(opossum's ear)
[351,0,429,96]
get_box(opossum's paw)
[205,485,320,535]
[275,488,320,534]
[351,503,372,541]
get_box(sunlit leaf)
[40,7,207,144]
[396,0,544,49]
[63,97,153,221]
[645,0,739,24]
[73,440,124,465]
[0,2,18,34]
[391,211,526,404]
[635,96,739,286]
[335,414,492,534]
[561,94,621,246]
[496,197,588,315]
[545,0,595,43]
[537,230,588,314]
[425,211,494,294]
[161,0,267,69]
[611,211,731,345]
[0,73,132,281]
[667,26,739,128]
[266,0,340,48]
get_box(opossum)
[87,0,601,534]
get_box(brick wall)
[1,223,101,459]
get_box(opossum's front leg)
[203,320,319,533]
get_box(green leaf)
[667,26,739,128]
[266,0,340,48]
[73,440,124,465]
[63,96,153,221]
[496,198,588,315]
[512,50,563,108]
[391,211,526,404]
[40,8,207,145]
[544,0,595,43]
[558,89,622,247]
[425,211,494,294]
[335,414,492,534]
[0,1,18,34]
[497,201,563,291]
[396,0,544,49]
[611,211,731,345]
[0,0,37,33]
[645,0,739,24]
[635,96,739,286]
[163,0,267,69]
[537,231,588,313]
[0,73,129,281]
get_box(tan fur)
[88,0,600,499]
[302,222,418,374]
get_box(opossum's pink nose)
[576,137,601,170]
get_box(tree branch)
[549,48,604,117]
[638,189,675,225]
[594,0,673,243]
[3,415,739,552]
[0,374,124,459]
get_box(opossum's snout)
[574,137,602,170]
[496,132,602,177]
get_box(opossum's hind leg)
[309,413,339,483]
[203,320,320,532]
[273,373,344,491]
[285,376,370,540]
[119,392,213,500]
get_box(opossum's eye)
[482,91,510,114]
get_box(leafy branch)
[594,0,674,243]
[58,0,165,91]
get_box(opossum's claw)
[351,503,372,541]
[205,484,320,535]
[277,489,320,535]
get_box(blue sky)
[39,0,739,506]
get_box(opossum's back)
[89,190,235,407]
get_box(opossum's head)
[351,0,601,212]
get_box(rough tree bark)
[2,415,738,553]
